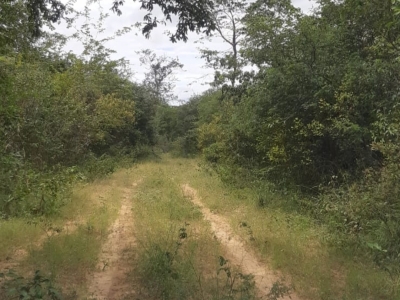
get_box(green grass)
[162,156,399,300]
[0,219,43,260]
[0,167,133,299]
[25,229,100,285]
[128,158,256,300]
[2,155,396,299]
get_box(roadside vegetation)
[154,0,400,298]
[128,159,258,300]
[2,0,400,299]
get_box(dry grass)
[1,156,396,299]
[126,158,256,300]
[0,167,135,298]
[165,155,396,300]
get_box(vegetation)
[168,0,400,295]
[0,0,158,218]
[127,158,258,300]
[2,0,400,298]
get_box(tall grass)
[3,155,394,299]
[128,158,256,300]
[167,156,399,300]
[0,167,132,298]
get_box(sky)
[54,0,317,103]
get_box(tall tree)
[0,1,37,53]
[199,0,248,89]
[26,0,66,38]
[138,49,183,104]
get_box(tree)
[242,0,301,68]
[138,49,183,104]
[199,0,248,90]
[112,0,216,42]
[13,0,215,42]
[0,1,37,53]
[25,0,66,38]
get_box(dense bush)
[0,49,154,218]
[178,0,400,275]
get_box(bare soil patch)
[181,184,300,300]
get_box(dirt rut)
[181,184,300,300]
[87,182,139,300]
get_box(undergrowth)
[171,157,399,299]
[0,270,62,300]
[130,159,257,299]
[0,164,133,298]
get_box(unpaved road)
[2,163,301,299]
[87,181,299,299]
[87,182,139,300]
[182,184,299,300]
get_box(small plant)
[239,222,255,242]
[136,224,190,299]
[0,269,62,300]
[266,280,292,300]
[217,256,255,299]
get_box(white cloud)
[53,0,316,103]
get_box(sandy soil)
[87,182,139,300]
[181,184,300,300]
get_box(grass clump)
[135,225,199,299]
[0,167,131,298]
[162,156,399,300]
[0,219,43,260]
[129,158,257,300]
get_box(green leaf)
[367,242,387,252]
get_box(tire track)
[87,182,139,300]
[181,184,300,300]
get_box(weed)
[0,269,62,300]
[239,221,255,242]
[266,281,292,300]
[136,224,190,298]
[216,256,255,300]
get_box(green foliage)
[138,49,183,104]
[0,270,62,300]
[112,0,216,42]
[136,225,198,299]
[317,152,400,278]
[195,0,400,186]
[199,0,248,92]
[153,96,203,157]
[216,256,255,300]
[266,281,292,300]
[186,0,400,279]
[0,30,154,218]
[0,1,34,53]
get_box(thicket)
[0,2,157,218]
[166,0,400,278]
[3,0,400,282]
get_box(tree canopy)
[17,0,216,42]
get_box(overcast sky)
[54,0,317,103]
